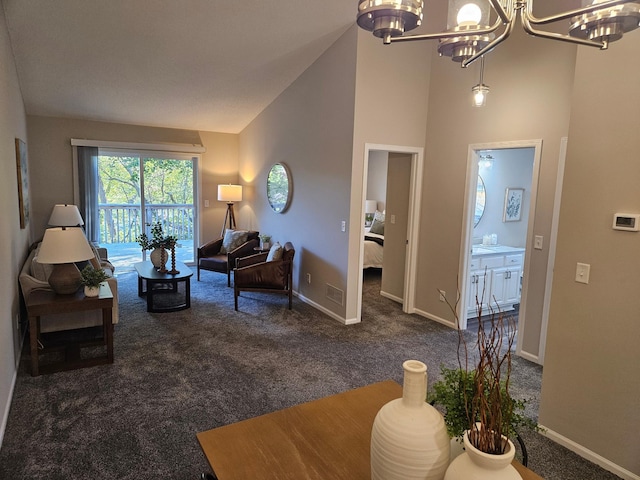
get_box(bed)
[363,229,384,269]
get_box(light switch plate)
[575,263,590,284]
[534,235,543,250]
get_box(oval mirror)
[267,163,292,213]
[474,175,486,227]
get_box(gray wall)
[539,38,640,476]
[366,151,388,213]
[238,26,358,320]
[416,25,576,360]
[0,5,29,445]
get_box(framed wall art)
[503,187,523,222]
[15,138,30,229]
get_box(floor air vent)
[325,283,344,306]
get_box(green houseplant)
[80,265,109,297]
[135,222,177,251]
[431,289,540,456]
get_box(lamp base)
[48,263,83,295]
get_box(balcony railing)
[98,203,194,245]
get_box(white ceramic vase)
[370,360,450,480]
[150,247,168,270]
[444,430,521,480]
[84,285,100,297]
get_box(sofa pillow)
[266,242,283,262]
[220,229,249,254]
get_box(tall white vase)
[444,430,521,480]
[371,360,450,480]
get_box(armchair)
[234,242,295,311]
[197,230,259,286]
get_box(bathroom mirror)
[474,175,486,227]
[267,163,292,213]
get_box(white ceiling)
[3,0,355,134]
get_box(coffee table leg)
[138,275,144,297]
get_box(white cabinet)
[467,248,524,319]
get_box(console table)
[197,380,542,479]
[26,283,114,376]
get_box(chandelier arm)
[461,17,517,68]
[521,13,607,49]
[389,17,503,44]
[525,0,636,25]
[488,0,513,24]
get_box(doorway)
[459,141,542,351]
[357,144,424,322]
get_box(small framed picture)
[503,188,524,222]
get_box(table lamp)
[37,227,95,295]
[217,184,243,237]
[365,200,378,226]
[48,204,84,227]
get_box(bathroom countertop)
[471,244,525,256]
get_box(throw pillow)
[369,218,385,235]
[31,246,54,281]
[373,210,385,223]
[220,229,249,254]
[266,242,283,262]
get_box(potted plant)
[135,221,177,251]
[136,222,178,270]
[80,264,109,297]
[433,291,541,479]
[259,234,272,250]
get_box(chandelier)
[356,0,640,67]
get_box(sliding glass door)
[95,149,198,271]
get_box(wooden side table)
[26,283,114,376]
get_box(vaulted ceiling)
[3,1,355,133]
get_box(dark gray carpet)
[0,268,621,479]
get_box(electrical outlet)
[204,199,210,207]
[341,220,346,232]
[306,273,312,284]
[438,290,446,302]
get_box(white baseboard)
[380,290,402,304]
[294,291,359,325]
[540,425,640,480]
[516,349,540,364]
[412,307,457,329]
[0,336,23,449]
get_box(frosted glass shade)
[218,184,243,202]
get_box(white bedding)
[363,231,384,269]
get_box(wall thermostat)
[612,213,640,231]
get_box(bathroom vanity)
[468,245,525,319]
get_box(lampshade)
[37,227,96,295]
[365,200,378,214]
[217,184,243,203]
[38,227,95,264]
[48,204,84,226]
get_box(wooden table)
[197,380,543,480]
[134,260,193,312]
[27,283,114,376]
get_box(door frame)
[459,140,542,350]
[356,143,424,321]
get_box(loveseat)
[19,242,119,333]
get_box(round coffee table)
[134,261,193,313]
